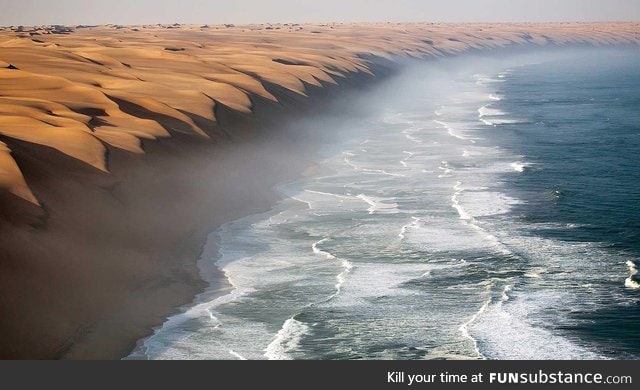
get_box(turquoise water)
[131,48,640,360]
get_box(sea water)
[131,48,640,360]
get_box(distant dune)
[0,22,638,359]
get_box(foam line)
[264,318,310,360]
[625,260,640,290]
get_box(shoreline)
[83,68,398,359]
[0,23,638,359]
[129,46,639,360]
[127,154,341,359]
[149,48,640,360]
[124,60,402,359]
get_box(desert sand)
[0,22,638,359]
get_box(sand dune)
[0,22,638,359]
[1,22,638,205]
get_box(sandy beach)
[0,22,638,359]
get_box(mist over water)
[130,48,640,360]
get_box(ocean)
[129,48,640,360]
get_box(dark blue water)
[500,52,640,252]
[494,50,640,358]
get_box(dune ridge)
[1,22,638,206]
[0,23,638,359]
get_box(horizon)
[2,21,640,28]
[3,22,640,30]
[1,0,639,26]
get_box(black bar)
[1,361,638,389]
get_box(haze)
[1,0,639,26]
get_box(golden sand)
[0,22,638,206]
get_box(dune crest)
[0,22,638,206]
